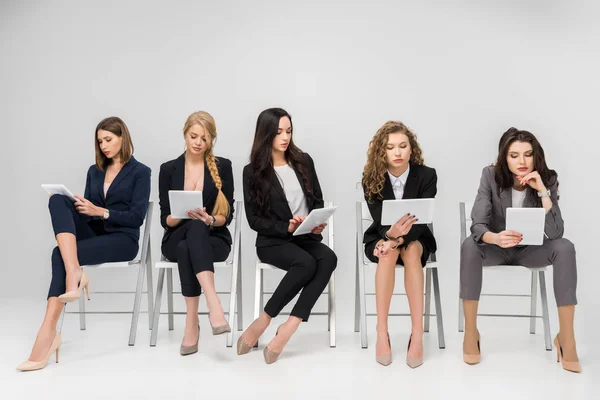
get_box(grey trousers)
[460,236,577,307]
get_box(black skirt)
[364,238,431,267]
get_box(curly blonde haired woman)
[362,121,437,368]
[158,111,235,355]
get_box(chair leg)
[253,264,262,348]
[538,271,552,351]
[432,268,445,349]
[329,273,336,348]
[530,271,538,334]
[226,258,239,348]
[146,249,154,330]
[357,249,368,349]
[150,268,165,347]
[167,269,174,331]
[458,297,464,333]
[79,289,86,330]
[128,259,147,346]
[237,255,243,332]
[424,268,432,333]
[354,255,360,333]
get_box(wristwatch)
[209,215,216,227]
[103,209,110,220]
[537,189,551,198]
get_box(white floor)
[1,300,596,400]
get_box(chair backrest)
[459,201,474,244]
[356,200,437,263]
[323,200,335,251]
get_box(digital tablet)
[381,198,434,225]
[169,190,204,219]
[505,207,545,246]
[41,184,78,202]
[292,206,338,236]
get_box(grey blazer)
[470,165,564,244]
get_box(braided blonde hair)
[183,111,230,218]
[362,121,424,202]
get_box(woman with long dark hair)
[237,108,337,364]
[460,127,580,372]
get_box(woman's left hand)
[311,223,327,235]
[188,207,213,225]
[73,195,103,217]
[518,171,546,193]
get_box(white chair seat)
[154,260,231,269]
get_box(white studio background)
[0,0,598,350]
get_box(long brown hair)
[494,127,558,204]
[183,111,230,218]
[95,117,134,170]
[362,121,424,202]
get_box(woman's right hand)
[495,230,522,248]
[288,215,306,233]
[387,213,417,239]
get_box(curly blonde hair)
[362,121,424,202]
[183,111,230,218]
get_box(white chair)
[253,201,337,348]
[354,201,446,349]
[457,201,552,350]
[150,201,243,348]
[66,201,155,346]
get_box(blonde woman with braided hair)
[159,111,235,355]
[362,121,437,368]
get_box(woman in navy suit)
[17,117,151,371]
[159,111,235,355]
[362,121,437,368]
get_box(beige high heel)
[58,270,90,303]
[376,332,392,366]
[463,331,481,365]
[208,312,232,335]
[16,332,61,372]
[406,334,423,369]
[180,325,199,356]
[236,335,254,355]
[554,334,581,373]
[263,325,284,364]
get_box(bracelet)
[209,215,216,226]
[385,232,399,241]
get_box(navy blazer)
[243,153,324,248]
[84,156,151,242]
[363,163,437,254]
[158,153,235,246]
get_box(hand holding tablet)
[381,198,435,225]
[41,184,81,203]
[292,206,338,236]
[169,190,204,219]
[505,207,545,246]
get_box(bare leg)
[265,315,302,353]
[196,271,228,327]
[28,298,64,361]
[56,233,83,293]
[374,240,400,357]
[557,305,579,362]
[462,300,480,355]
[182,296,200,346]
[400,242,424,360]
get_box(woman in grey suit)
[460,128,580,372]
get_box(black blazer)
[84,156,151,242]
[158,153,234,246]
[243,153,324,248]
[363,163,437,254]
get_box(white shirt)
[388,165,410,200]
[274,164,310,216]
[511,188,527,208]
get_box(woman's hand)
[73,195,104,217]
[495,230,523,248]
[373,240,397,258]
[188,207,213,225]
[311,223,327,235]
[517,171,546,193]
[387,213,417,239]
[288,215,306,233]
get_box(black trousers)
[162,220,231,297]
[47,195,138,298]
[258,237,337,321]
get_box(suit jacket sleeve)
[363,185,391,241]
[470,166,494,243]
[158,162,172,230]
[108,166,151,228]
[221,158,235,226]
[543,180,564,240]
[402,167,437,245]
[243,165,290,238]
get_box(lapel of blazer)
[172,153,186,191]
[106,157,138,202]
[271,165,294,217]
[499,187,512,219]
[402,164,418,199]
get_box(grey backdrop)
[1,0,598,346]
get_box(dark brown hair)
[95,117,134,170]
[494,127,558,204]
